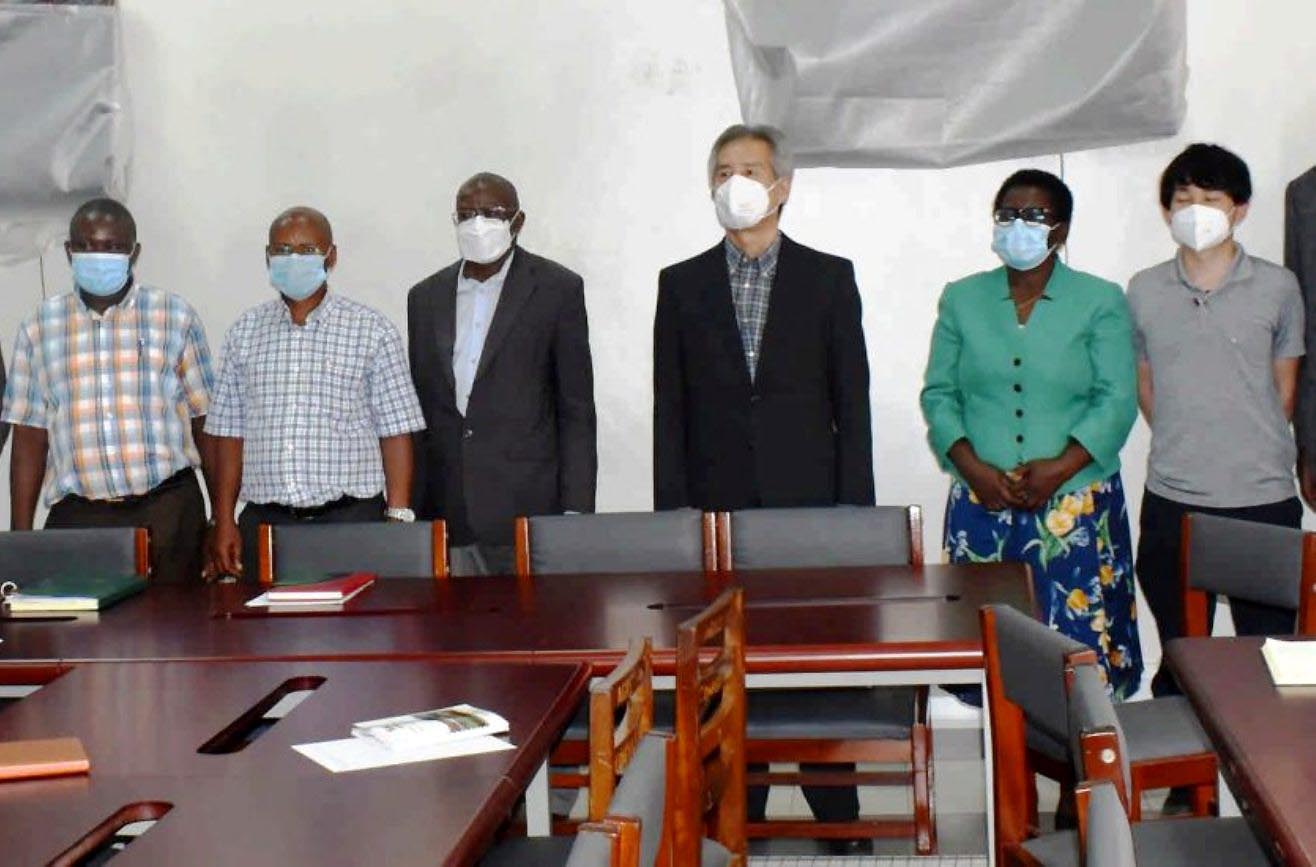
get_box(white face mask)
[713,175,781,231]
[456,214,518,264]
[1170,203,1234,253]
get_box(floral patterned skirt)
[943,472,1143,698]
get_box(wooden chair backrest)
[673,587,746,866]
[589,637,656,820]
[514,513,718,577]
[713,505,923,571]
[257,521,449,585]
[573,815,641,867]
[1179,512,1316,636]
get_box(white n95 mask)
[456,214,518,264]
[1170,204,1233,253]
[713,175,780,231]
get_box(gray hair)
[706,123,795,185]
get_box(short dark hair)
[69,197,136,244]
[993,169,1073,222]
[1159,143,1251,209]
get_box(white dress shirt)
[453,253,514,416]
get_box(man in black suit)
[653,125,874,839]
[1286,166,1316,507]
[408,173,596,575]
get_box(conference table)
[0,563,1032,864]
[1167,636,1316,867]
[0,659,588,866]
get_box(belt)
[254,495,378,520]
[67,469,194,506]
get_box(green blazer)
[920,261,1137,496]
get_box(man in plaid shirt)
[206,207,425,578]
[3,198,216,583]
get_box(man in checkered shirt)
[3,198,216,583]
[205,207,425,579]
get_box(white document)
[292,734,513,773]
[1260,638,1316,686]
[245,593,344,612]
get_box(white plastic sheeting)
[0,3,129,262]
[724,0,1187,169]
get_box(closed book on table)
[1260,637,1316,686]
[1,574,146,613]
[0,737,90,781]
[266,572,376,603]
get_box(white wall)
[2,0,1315,680]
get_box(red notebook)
[267,572,376,603]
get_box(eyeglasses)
[452,207,518,224]
[267,243,328,256]
[993,207,1056,227]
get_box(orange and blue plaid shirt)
[1,284,215,505]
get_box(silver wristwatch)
[385,507,416,523]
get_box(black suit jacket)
[407,248,597,546]
[653,233,874,511]
[1286,168,1316,461]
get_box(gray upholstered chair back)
[0,527,143,581]
[605,732,669,867]
[564,828,615,867]
[1085,781,1136,867]
[269,522,439,582]
[1067,661,1131,793]
[989,604,1090,750]
[1185,513,1306,610]
[526,511,707,575]
[725,505,916,569]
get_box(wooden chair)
[588,639,656,821]
[515,511,713,819]
[1057,660,1269,867]
[1180,512,1316,637]
[514,510,716,577]
[715,505,934,852]
[257,520,448,585]
[673,586,746,867]
[982,605,1218,867]
[0,527,150,580]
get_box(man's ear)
[775,175,793,207]
[511,211,526,236]
[325,244,338,271]
[1232,202,1250,228]
[1160,207,1173,227]
[64,240,72,265]
[129,242,141,268]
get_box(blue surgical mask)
[268,253,327,300]
[71,252,132,297]
[991,220,1056,271]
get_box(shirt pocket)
[317,358,369,427]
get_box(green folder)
[2,574,147,612]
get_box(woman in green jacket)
[921,169,1142,696]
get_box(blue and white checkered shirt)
[725,235,780,380]
[205,293,425,507]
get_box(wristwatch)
[386,507,416,523]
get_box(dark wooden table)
[0,564,1031,675]
[1167,636,1316,867]
[0,659,588,866]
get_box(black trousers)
[746,761,859,824]
[1137,489,1301,696]
[46,469,206,584]
[238,495,386,580]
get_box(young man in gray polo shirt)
[1130,143,1305,699]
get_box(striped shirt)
[1,284,214,505]
[725,234,781,380]
[205,293,425,507]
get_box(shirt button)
[1012,358,1021,366]
[464,428,473,439]
[286,443,295,451]
[1015,409,1023,418]
[1016,435,1024,443]
[1013,384,1022,393]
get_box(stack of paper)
[1,574,145,613]
[246,572,375,609]
[293,704,513,773]
[1260,637,1316,686]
